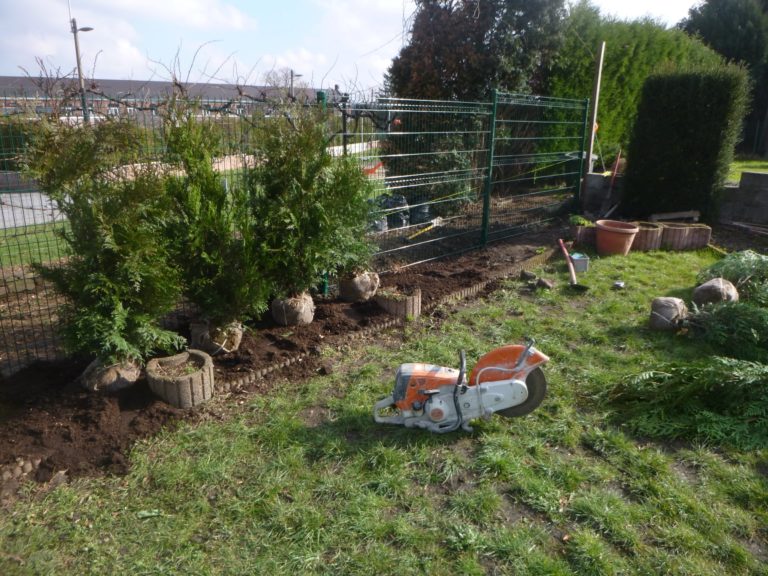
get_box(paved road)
[1,191,63,229]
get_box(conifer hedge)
[621,65,749,220]
[548,3,722,167]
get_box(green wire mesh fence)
[0,90,587,375]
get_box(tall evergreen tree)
[548,1,721,164]
[680,0,768,153]
[388,0,567,100]
[680,0,768,69]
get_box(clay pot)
[190,320,244,355]
[375,287,421,320]
[146,349,215,408]
[271,292,315,326]
[338,271,380,303]
[631,221,663,251]
[595,220,639,256]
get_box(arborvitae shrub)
[621,65,749,220]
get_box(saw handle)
[457,350,466,387]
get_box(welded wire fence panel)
[0,91,587,375]
[0,113,71,373]
[328,97,493,269]
[484,92,589,243]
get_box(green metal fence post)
[481,89,499,246]
[575,98,591,209]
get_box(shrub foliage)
[24,120,184,363]
[549,1,722,166]
[688,301,768,362]
[621,65,750,219]
[697,249,768,305]
[605,357,768,449]
[162,102,272,325]
[248,106,374,297]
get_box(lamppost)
[289,69,302,100]
[70,17,93,124]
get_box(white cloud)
[85,0,258,31]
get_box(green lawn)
[0,222,67,269]
[1,248,766,575]
[727,158,768,183]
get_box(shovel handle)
[558,238,578,285]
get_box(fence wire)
[0,91,587,375]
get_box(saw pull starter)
[373,339,549,433]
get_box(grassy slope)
[1,249,766,575]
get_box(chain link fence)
[0,90,588,375]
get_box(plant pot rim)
[596,220,639,234]
[146,349,212,379]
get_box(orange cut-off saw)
[374,339,549,433]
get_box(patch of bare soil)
[0,223,764,496]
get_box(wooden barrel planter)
[595,220,639,256]
[688,224,712,249]
[375,287,421,320]
[146,349,215,408]
[631,221,663,251]
[660,222,692,250]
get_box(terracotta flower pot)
[146,349,215,408]
[631,221,663,251]
[595,220,639,256]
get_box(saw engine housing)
[374,341,549,433]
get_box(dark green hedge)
[621,65,749,220]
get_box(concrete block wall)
[719,172,768,225]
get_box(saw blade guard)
[467,343,549,387]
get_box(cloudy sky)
[0,0,698,93]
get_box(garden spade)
[558,238,589,292]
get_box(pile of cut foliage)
[605,250,768,449]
